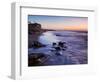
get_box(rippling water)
[38,31,60,45]
[28,30,88,65]
[38,31,87,47]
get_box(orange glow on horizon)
[63,24,88,31]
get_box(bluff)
[28,23,45,48]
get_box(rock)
[28,23,45,48]
[28,53,46,66]
[28,23,42,34]
[32,41,46,48]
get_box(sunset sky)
[28,15,88,31]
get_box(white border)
[11,2,97,80]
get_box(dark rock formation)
[28,23,42,34]
[28,53,46,66]
[32,41,46,48]
[28,23,45,48]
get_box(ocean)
[28,30,88,66]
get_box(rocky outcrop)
[28,53,47,66]
[28,23,45,48]
[28,23,42,34]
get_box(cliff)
[28,23,45,48]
